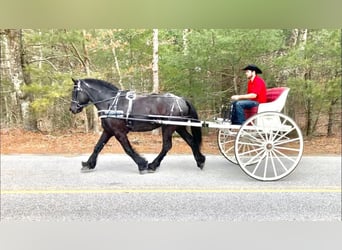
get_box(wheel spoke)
[270,116,288,139]
[271,150,288,172]
[274,137,300,146]
[274,146,301,152]
[223,139,235,145]
[244,148,265,166]
[273,126,296,144]
[237,141,262,148]
[269,151,278,177]
[238,144,263,157]
[250,120,267,141]
[251,151,267,174]
[224,145,235,153]
[241,130,264,144]
[273,148,297,163]
[263,152,270,178]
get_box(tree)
[0,29,33,129]
[152,29,159,93]
[275,29,341,136]
[1,29,340,138]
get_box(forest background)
[0,29,341,138]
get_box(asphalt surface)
[1,154,341,221]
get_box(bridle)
[71,79,118,109]
[71,79,90,109]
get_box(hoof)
[147,168,157,173]
[140,168,157,174]
[139,169,148,175]
[80,167,96,173]
[197,162,205,170]
[138,161,149,175]
[147,162,159,173]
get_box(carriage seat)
[244,87,290,119]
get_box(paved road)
[1,154,341,221]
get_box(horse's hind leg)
[81,131,111,172]
[114,133,148,174]
[176,127,206,169]
[148,126,175,172]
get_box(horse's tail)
[185,99,202,147]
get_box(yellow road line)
[1,188,341,195]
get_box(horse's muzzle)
[69,106,82,114]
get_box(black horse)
[69,78,206,174]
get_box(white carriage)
[216,87,303,181]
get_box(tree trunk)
[288,29,299,47]
[299,29,311,136]
[111,42,124,89]
[152,29,159,93]
[109,30,124,90]
[327,100,337,137]
[1,29,32,129]
[182,29,190,56]
[82,30,98,133]
[232,68,238,94]
[305,101,311,136]
[81,30,91,76]
[152,29,159,135]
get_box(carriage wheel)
[217,128,239,164]
[218,127,260,165]
[235,112,304,181]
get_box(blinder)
[71,79,90,111]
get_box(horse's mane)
[83,78,119,91]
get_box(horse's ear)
[71,78,77,84]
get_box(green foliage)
[2,28,340,135]
[282,29,341,135]
[22,73,72,114]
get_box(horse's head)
[69,78,90,114]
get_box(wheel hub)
[265,142,274,151]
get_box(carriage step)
[214,117,231,125]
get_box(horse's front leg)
[81,131,111,172]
